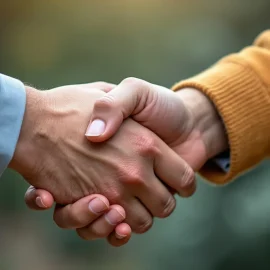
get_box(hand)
[25,186,132,247]
[85,77,229,171]
[23,83,131,247]
[11,82,195,234]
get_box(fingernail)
[115,233,127,239]
[85,119,105,136]
[89,198,109,214]
[105,209,125,225]
[36,196,47,208]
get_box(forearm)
[0,74,26,176]
[172,30,270,184]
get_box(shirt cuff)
[213,151,230,172]
[0,74,26,176]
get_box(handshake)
[11,78,228,247]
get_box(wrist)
[176,88,229,159]
[8,86,47,179]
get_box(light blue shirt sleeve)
[0,74,26,176]
[213,151,230,172]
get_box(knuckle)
[68,210,85,228]
[94,81,108,86]
[93,82,114,92]
[156,196,176,218]
[76,229,92,241]
[94,94,116,111]
[105,189,124,204]
[121,77,142,86]
[139,141,160,158]
[134,217,153,234]
[121,77,149,94]
[133,133,160,158]
[127,175,145,186]
[118,164,145,187]
[53,205,84,229]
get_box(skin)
[86,78,228,169]
[10,81,195,245]
[24,78,228,247]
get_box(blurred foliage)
[1,1,270,269]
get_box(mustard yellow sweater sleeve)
[172,30,270,185]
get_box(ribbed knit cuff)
[172,60,270,184]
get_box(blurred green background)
[1,1,270,269]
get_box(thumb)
[24,186,54,210]
[85,78,151,142]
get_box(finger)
[85,78,151,142]
[121,197,153,234]
[24,186,54,210]
[76,205,126,240]
[107,223,132,247]
[53,195,110,229]
[154,142,196,197]
[131,173,176,218]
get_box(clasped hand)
[16,78,226,247]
